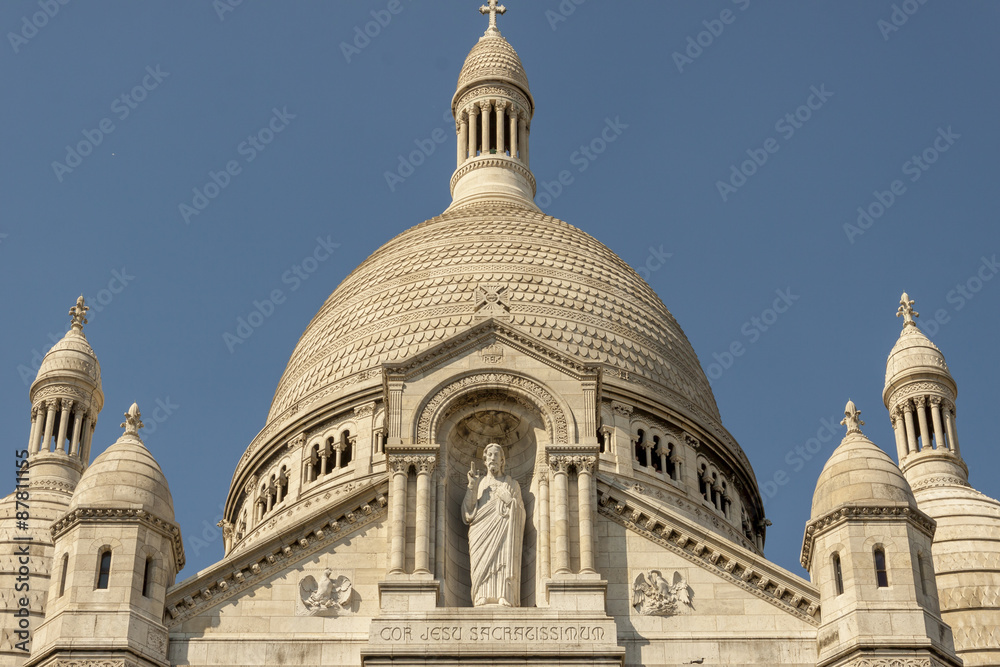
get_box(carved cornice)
[802,504,936,569]
[456,87,530,119]
[166,482,389,627]
[887,381,955,410]
[51,507,185,572]
[911,475,970,491]
[597,479,819,625]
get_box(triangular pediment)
[164,476,389,627]
[382,318,600,382]
[596,474,821,626]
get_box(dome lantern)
[449,1,537,210]
[883,292,967,488]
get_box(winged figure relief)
[297,568,354,616]
[632,570,693,616]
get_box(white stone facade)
[2,9,998,667]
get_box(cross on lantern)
[480,0,507,31]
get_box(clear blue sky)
[2,1,998,581]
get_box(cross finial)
[480,0,506,33]
[120,402,145,439]
[841,399,865,435]
[897,292,919,327]
[69,295,89,331]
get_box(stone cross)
[897,292,919,326]
[841,399,865,435]
[121,402,145,438]
[69,295,89,331]
[480,0,506,31]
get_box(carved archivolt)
[416,372,569,444]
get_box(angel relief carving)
[632,570,693,616]
[297,568,355,616]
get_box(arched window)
[874,546,889,588]
[341,431,352,467]
[917,553,928,596]
[96,550,112,589]
[596,427,605,454]
[277,465,289,503]
[58,554,68,597]
[832,553,844,595]
[634,430,647,467]
[651,436,662,473]
[698,464,710,502]
[142,557,153,598]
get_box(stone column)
[519,117,528,166]
[930,397,946,450]
[388,457,408,574]
[657,444,668,477]
[538,468,551,580]
[945,402,961,457]
[509,108,518,159]
[81,412,94,463]
[435,469,446,581]
[27,406,41,455]
[577,456,596,574]
[265,488,274,513]
[468,106,478,159]
[480,102,491,155]
[670,451,682,482]
[550,456,570,575]
[458,115,468,166]
[320,445,329,476]
[903,401,918,454]
[495,101,506,156]
[70,409,84,458]
[56,399,73,453]
[914,396,931,452]
[414,456,436,574]
[333,441,344,470]
[42,400,57,453]
[891,408,907,461]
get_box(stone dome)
[454,30,532,111]
[884,323,952,392]
[267,201,721,427]
[811,429,917,520]
[31,328,102,394]
[69,428,175,522]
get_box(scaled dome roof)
[455,31,531,106]
[884,323,952,391]
[267,201,721,427]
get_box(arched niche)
[414,373,570,608]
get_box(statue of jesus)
[463,443,525,607]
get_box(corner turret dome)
[811,400,917,520]
[69,404,175,522]
[454,30,532,113]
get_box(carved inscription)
[374,623,607,644]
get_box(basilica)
[3,5,1000,667]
